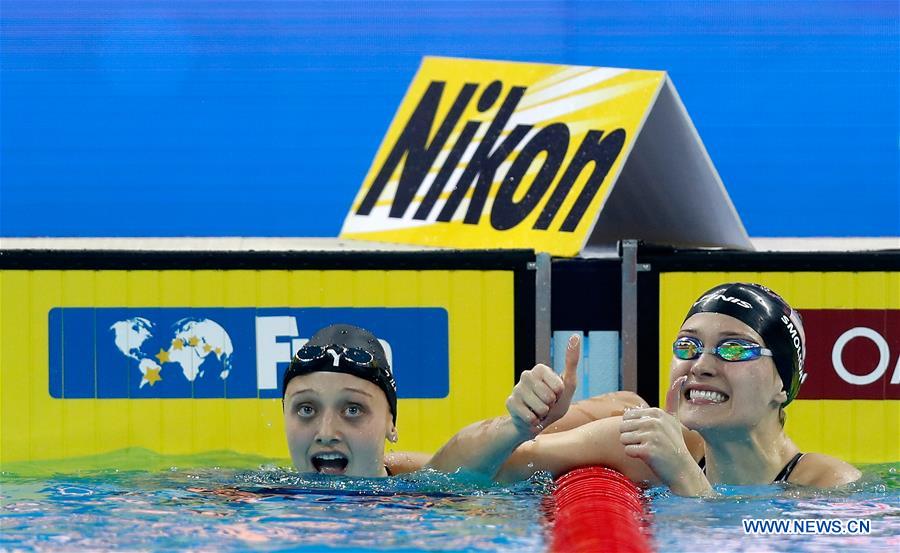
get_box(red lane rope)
[551,467,653,553]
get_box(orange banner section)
[799,309,899,400]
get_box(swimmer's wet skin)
[282,324,399,478]
[680,282,805,407]
[427,334,582,479]
[620,282,861,495]
[430,283,860,496]
[281,324,643,480]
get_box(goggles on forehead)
[673,336,773,362]
[293,344,379,370]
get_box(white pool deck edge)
[0,236,898,253]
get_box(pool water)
[1,451,551,552]
[647,465,899,552]
[1,451,898,552]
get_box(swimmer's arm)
[423,389,644,477]
[540,391,648,434]
[428,336,583,478]
[426,416,531,478]
[790,453,862,487]
[619,407,714,497]
[495,416,660,484]
[496,416,708,492]
[385,451,432,475]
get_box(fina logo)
[50,307,446,400]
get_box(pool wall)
[0,249,536,464]
[2,247,898,467]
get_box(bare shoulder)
[790,453,861,487]
[386,451,432,475]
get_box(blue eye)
[297,404,316,418]
[344,404,364,417]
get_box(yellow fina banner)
[0,269,514,464]
[340,57,665,256]
[658,272,900,464]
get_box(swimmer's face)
[283,371,396,477]
[672,312,787,432]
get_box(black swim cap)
[281,324,397,424]
[683,283,806,406]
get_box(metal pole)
[534,252,552,367]
[620,240,639,392]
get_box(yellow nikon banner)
[0,266,516,464]
[658,271,900,464]
[341,56,751,256]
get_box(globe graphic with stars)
[109,317,234,388]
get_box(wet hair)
[684,283,806,406]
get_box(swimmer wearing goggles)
[429,283,860,496]
[282,324,398,477]
[673,336,773,362]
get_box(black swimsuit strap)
[697,452,804,483]
[773,452,804,483]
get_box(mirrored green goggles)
[673,336,773,362]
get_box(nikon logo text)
[355,80,627,232]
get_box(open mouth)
[685,388,730,404]
[311,452,349,474]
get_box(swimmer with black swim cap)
[430,282,860,495]
[681,282,806,408]
[282,324,399,477]
[284,324,646,480]
[619,282,860,495]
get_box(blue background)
[48,307,449,399]
[2,1,897,238]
